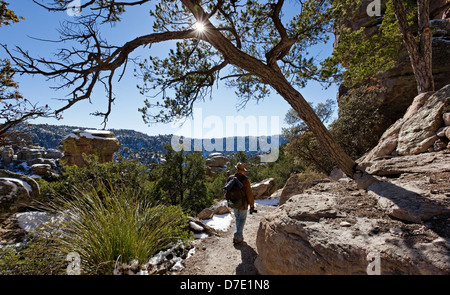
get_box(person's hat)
[235,162,247,172]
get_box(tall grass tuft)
[53,179,190,275]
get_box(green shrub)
[150,146,215,215]
[38,155,155,204]
[0,235,66,275]
[52,180,191,275]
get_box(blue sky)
[2,0,339,138]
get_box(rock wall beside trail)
[255,84,450,275]
[0,170,40,221]
[335,0,450,154]
[254,168,450,275]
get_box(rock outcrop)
[279,173,328,205]
[255,84,450,274]
[0,170,40,220]
[205,153,228,179]
[255,167,450,275]
[61,129,120,166]
[0,145,62,174]
[198,200,231,220]
[361,84,450,163]
[251,178,277,200]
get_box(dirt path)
[178,204,276,275]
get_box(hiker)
[228,162,256,244]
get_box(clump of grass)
[53,179,191,275]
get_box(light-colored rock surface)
[279,173,327,205]
[397,85,450,155]
[61,129,120,166]
[251,178,277,200]
[368,180,450,223]
[255,175,450,275]
[362,151,450,176]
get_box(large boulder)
[251,178,277,200]
[61,129,120,166]
[205,154,228,167]
[361,85,450,163]
[0,146,14,166]
[397,85,450,155]
[205,153,228,179]
[279,173,327,205]
[0,170,40,220]
[198,200,231,220]
[31,164,51,176]
[255,174,450,275]
[336,2,450,151]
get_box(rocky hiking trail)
[178,203,277,275]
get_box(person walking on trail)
[230,162,256,244]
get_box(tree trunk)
[392,0,434,94]
[266,70,357,177]
[183,0,357,178]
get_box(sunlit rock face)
[61,129,120,166]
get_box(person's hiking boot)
[233,237,244,244]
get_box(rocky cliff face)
[336,0,450,150]
[254,169,450,275]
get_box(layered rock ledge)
[255,164,450,275]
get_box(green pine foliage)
[149,145,215,215]
[321,0,417,88]
[282,99,337,174]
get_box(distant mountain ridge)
[14,123,287,158]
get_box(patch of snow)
[263,179,273,185]
[189,221,204,232]
[193,233,209,239]
[255,196,280,206]
[62,133,79,141]
[202,213,233,232]
[79,130,116,140]
[148,247,172,265]
[16,211,53,232]
[63,129,116,141]
[15,211,69,236]
[83,129,112,135]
